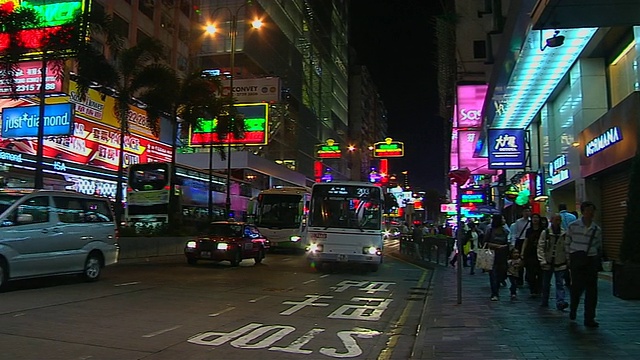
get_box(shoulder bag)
[476,243,495,271]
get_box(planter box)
[612,261,640,300]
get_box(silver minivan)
[0,189,119,291]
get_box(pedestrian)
[510,207,531,286]
[537,214,569,310]
[466,221,481,275]
[450,221,468,268]
[507,247,524,301]
[522,213,544,297]
[412,223,425,260]
[484,214,510,301]
[566,201,602,328]
[558,203,577,231]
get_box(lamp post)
[207,2,262,219]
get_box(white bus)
[253,187,310,252]
[305,182,386,272]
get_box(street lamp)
[207,2,262,219]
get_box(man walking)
[566,201,602,328]
[558,203,577,231]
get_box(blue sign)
[488,128,526,169]
[1,103,74,138]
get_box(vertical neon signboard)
[455,83,487,128]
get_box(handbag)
[476,244,495,271]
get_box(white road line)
[13,313,25,317]
[249,296,270,303]
[320,274,330,278]
[142,325,182,338]
[303,279,316,284]
[114,281,140,287]
[209,306,236,317]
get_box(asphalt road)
[0,241,431,360]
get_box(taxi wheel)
[254,248,265,264]
[230,251,242,267]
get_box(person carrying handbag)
[565,201,602,328]
[484,214,510,301]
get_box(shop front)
[579,92,640,261]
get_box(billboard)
[316,140,341,159]
[450,129,493,174]
[220,77,281,103]
[2,103,74,137]
[0,0,89,58]
[0,61,66,97]
[189,103,269,146]
[373,138,404,158]
[455,83,487,128]
[0,117,172,171]
[488,128,526,169]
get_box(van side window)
[53,197,85,223]
[84,199,113,222]
[16,196,50,224]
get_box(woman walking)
[522,213,545,297]
[484,214,510,301]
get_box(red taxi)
[184,221,270,266]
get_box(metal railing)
[398,235,455,266]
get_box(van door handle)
[81,236,94,240]
[41,229,49,234]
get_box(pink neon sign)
[450,129,494,175]
[455,84,488,128]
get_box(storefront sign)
[1,103,74,137]
[0,149,23,163]
[585,127,622,157]
[534,168,547,200]
[450,129,493,174]
[373,138,404,158]
[455,83,487,128]
[0,61,66,97]
[221,77,281,103]
[189,103,268,146]
[488,129,526,169]
[548,154,570,185]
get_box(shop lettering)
[460,109,481,121]
[3,111,71,133]
[585,127,622,157]
[233,86,259,93]
[53,161,67,172]
[0,150,23,163]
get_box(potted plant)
[613,142,640,300]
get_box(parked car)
[0,189,119,291]
[184,221,270,266]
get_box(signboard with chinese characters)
[548,154,570,186]
[316,139,341,159]
[488,128,526,169]
[450,129,493,174]
[455,83,487,128]
[373,138,404,158]
[2,103,74,137]
[189,103,269,146]
[0,61,66,97]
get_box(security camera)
[545,31,565,48]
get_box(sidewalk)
[396,254,640,360]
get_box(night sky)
[349,1,445,192]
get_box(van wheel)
[83,254,102,281]
[0,259,8,292]
[254,248,265,264]
[230,251,242,267]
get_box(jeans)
[489,268,500,297]
[508,275,519,295]
[469,252,477,274]
[541,268,566,307]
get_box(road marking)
[142,325,182,338]
[249,296,270,303]
[209,306,236,317]
[114,281,140,287]
[13,313,25,317]
[378,269,429,360]
[320,274,330,278]
[303,279,316,284]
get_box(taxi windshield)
[208,223,243,237]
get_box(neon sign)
[585,127,622,157]
[0,61,65,97]
[316,139,341,159]
[1,103,74,137]
[548,154,570,185]
[189,103,269,146]
[373,138,404,158]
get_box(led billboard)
[2,103,74,137]
[455,83,487,128]
[189,103,269,146]
[0,61,66,97]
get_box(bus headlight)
[186,241,197,249]
[307,243,323,252]
[290,235,301,242]
[217,242,229,251]
[363,246,381,256]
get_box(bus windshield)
[128,163,169,191]
[309,185,381,230]
[257,194,302,228]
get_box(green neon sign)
[22,1,83,27]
